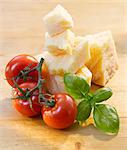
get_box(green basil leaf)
[93,104,119,134]
[77,100,92,121]
[92,87,113,103]
[64,73,90,100]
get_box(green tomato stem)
[13,58,55,108]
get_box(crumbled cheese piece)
[43,4,74,36]
[44,30,75,55]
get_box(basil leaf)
[92,87,113,103]
[64,73,90,100]
[93,104,119,134]
[77,100,92,121]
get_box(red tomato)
[42,93,77,129]
[13,82,45,117]
[5,54,38,87]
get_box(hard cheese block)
[44,29,75,55]
[39,41,90,76]
[83,31,119,86]
[43,4,74,36]
[46,66,92,94]
[74,36,91,64]
[76,65,92,86]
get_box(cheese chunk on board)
[83,31,119,86]
[74,36,91,63]
[46,66,92,94]
[37,42,90,76]
[44,30,75,55]
[76,65,92,86]
[43,4,74,36]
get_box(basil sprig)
[64,73,119,134]
[64,73,89,99]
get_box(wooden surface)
[0,1,127,150]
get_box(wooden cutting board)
[0,1,127,150]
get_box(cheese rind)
[44,30,75,55]
[84,31,118,86]
[43,4,74,36]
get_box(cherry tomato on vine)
[13,82,45,117]
[42,93,77,129]
[5,54,49,87]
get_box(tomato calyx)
[45,99,55,107]
[40,94,55,107]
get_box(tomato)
[5,54,49,88]
[42,93,77,129]
[13,82,45,117]
[5,54,38,87]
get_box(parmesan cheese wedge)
[44,30,75,55]
[38,41,90,76]
[83,31,118,86]
[43,4,74,36]
[46,66,92,94]
[74,36,91,63]
[36,53,92,94]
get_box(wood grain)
[0,0,127,150]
